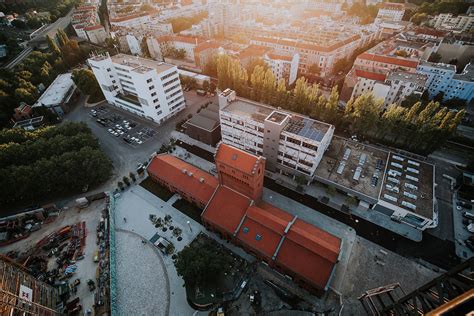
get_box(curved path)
[115,229,170,316]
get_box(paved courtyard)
[115,229,169,316]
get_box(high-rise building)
[218,89,335,179]
[88,53,185,123]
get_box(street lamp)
[187,220,192,232]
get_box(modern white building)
[383,71,427,107]
[110,13,151,28]
[218,89,335,179]
[88,53,185,123]
[263,52,299,85]
[375,2,405,24]
[417,61,474,103]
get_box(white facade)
[85,25,107,44]
[375,4,405,24]
[417,61,474,103]
[384,71,427,107]
[110,13,151,28]
[88,53,186,123]
[33,73,76,116]
[126,34,142,56]
[264,53,299,85]
[430,13,474,33]
[218,89,335,179]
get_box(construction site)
[0,194,112,315]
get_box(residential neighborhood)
[0,0,473,315]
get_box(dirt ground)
[0,199,105,315]
[340,237,441,314]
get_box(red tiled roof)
[252,35,361,53]
[357,53,419,68]
[238,45,269,60]
[276,219,341,289]
[110,12,149,23]
[215,143,261,175]
[236,204,293,259]
[147,155,218,205]
[355,69,387,81]
[202,186,251,233]
[157,35,204,45]
[84,24,103,31]
[380,2,405,10]
[266,52,293,62]
[76,5,96,11]
[194,40,222,54]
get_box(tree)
[307,63,320,75]
[140,37,151,58]
[332,58,349,74]
[348,93,383,135]
[11,19,27,29]
[72,69,104,101]
[61,40,83,66]
[56,29,69,47]
[174,240,232,287]
[428,52,442,63]
[246,58,268,75]
[323,86,339,123]
[46,35,61,56]
[411,13,428,25]
[202,80,210,92]
[129,172,136,182]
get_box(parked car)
[457,201,473,210]
[465,239,474,251]
[462,212,474,220]
[466,223,474,233]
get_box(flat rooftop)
[315,137,435,218]
[418,60,456,71]
[221,97,332,142]
[387,71,427,86]
[315,137,389,199]
[90,53,175,74]
[379,153,434,219]
[34,73,75,107]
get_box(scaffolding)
[359,258,474,315]
[0,255,60,316]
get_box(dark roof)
[187,115,219,131]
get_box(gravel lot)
[115,230,170,316]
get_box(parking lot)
[90,106,157,147]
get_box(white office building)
[218,89,335,179]
[375,3,405,24]
[88,53,185,123]
[263,52,299,85]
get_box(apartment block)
[429,13,474,33]
[263,52,299,85]
[375,2,405,24]
[110,12,151,28]
[147,35,204,61]
[71,5,100,40]
[218,89,335,179]
[417,61,474,103]
[88,53,185,123]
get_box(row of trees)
[215,53,465,154]
[0,0,77,26]
[72,69,104,103]
[0,122,112,205]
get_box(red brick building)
[147,143,341,293]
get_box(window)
[151,92,157,97]
[149,85,155,90]
[146,78,152,83]
[106,68,111,72]
[153,98,159,103]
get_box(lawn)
[139,177,174,201]
[172,198,203,223]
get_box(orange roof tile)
[194,40,222,54]
[357,53,419,68]
[355,69,387,81]
[202,186,251,233]
[215,143,261,175]
[252,35,361,53]
[266,52,293,62]
[110,12,149,23]
[239,45,269,60]
[147,154,218,205]
[157,35,204,45]
[84,24,103,31]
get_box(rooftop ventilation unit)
[408,160,420,167]
[391,162,403,169]
[387,177,400,184]
[343,148,351,160]
[182,169,187,174]
[402,201,416,210]
[386,184,399,193]
[376,159,384,170]
[371,176,379,187]
[388,170,402,177]
[392,155,404,162]
[384,194,398,202]
[337,161,346,175]
[403,191,417,200]
[353,166,362,181]
[406,175,419,182]
[187,172,193,177]
[405,183,418,191]
[407,167,419,174]
[199,177,205,183]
